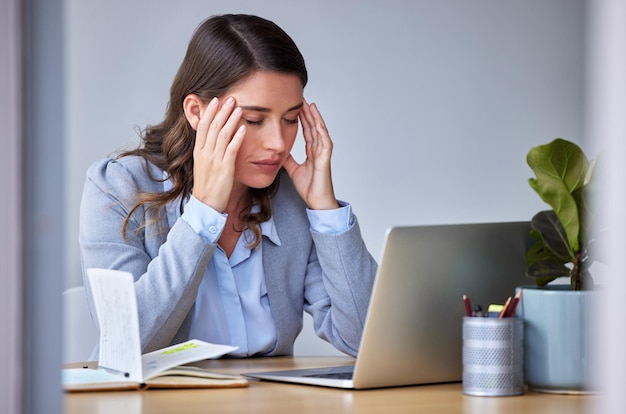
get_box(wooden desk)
[64,356,594,414]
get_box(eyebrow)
[239,102,304,113]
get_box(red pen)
[498,296,513,318]
[506,290,522,317]
[463,295,472,317]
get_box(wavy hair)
[119,14,308,247]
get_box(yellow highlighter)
[487,304,504,318]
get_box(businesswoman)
[79,14,377,357]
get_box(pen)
[506,290,522,317]
[100,366,130,378]
[463,295,472,317]
[498,296,513,318]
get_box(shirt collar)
[256,207,281,247]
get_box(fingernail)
[209,97,218,106]
[226,97,235,104]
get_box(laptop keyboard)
[303,371,354,380]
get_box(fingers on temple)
[206,98,243,154]
[195,97,219,150]
[305,102,332,151]
[224,124,247,159]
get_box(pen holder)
[462,316,524,396]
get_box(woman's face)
[225,70,304,189]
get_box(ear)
[182,94,206,130]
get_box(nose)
[263,120,286,152]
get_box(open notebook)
[244,221,533,389]
[62,268,248,391]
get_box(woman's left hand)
[283,101,340,210]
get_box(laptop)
[244,221,533,389]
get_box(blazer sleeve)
[262,173,377,357]
[304,216,378,356]
[79,158,215,352]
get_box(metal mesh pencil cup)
[462,316,524,396]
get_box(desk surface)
[65,356,594,414]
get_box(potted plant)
[520,138,601,393]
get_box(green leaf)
[526,237,559,264]
[525,237,571,286]
[526,259,571,279]
[527,138,589,252]
[530,210,574,261]
[526,237,568,268]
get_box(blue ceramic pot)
[518,285,598,394]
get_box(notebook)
[244,221,533,389]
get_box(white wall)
[64,0,585,355]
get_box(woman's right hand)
[192,96,246,213]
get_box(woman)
[79,14,377,357]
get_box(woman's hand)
[192,96,246,213]
[283,102,339,210]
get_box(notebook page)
[87,268,143,383]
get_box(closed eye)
[244,119,263,126]
[244,118,298,126]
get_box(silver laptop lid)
[352,221,532,389]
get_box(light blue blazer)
[79,156,377,356]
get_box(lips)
[252,159,281,173]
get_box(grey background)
[63,0,586,355]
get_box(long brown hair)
[119,14,308,247]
